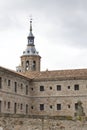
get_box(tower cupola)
[16,19,41,73]
[23,19,38,56]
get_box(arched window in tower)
[22,61,24,67]
[26,61,29,70]
[32,61,36,70]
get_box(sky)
[0,0,87,71]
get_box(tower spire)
[30,18,32,33]
[27,18,34,46]
[16,19,41,73]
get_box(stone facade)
[29,79,87,117]
[0,67,30,115]
[0,66,87,129]
[0,20,87,129]
[1,66,87,117]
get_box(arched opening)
[26,61,29,70]
[32,61,36,70]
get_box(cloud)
[0,0,87,70]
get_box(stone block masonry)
[0,114,86,130]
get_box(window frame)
[57,104,61,110]
[40,104,44,111]
[57,85,61,91]
[14,82,17,93]
[8,102,10,109]
[26,85,28,95]
[8,80,11,86]
[74,84,79,90]
[40,86,44,91]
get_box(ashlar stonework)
[0,19,87,129]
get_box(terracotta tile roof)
[24,69,87,81]
[0,66,30,80]
[1,66,87,81]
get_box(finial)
[30,16,32,32]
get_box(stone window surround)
[74,84,79,90]
[40,86,44,91]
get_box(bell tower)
[16,19,41,73]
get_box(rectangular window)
[8,102,10,109]
[14,103,17,114]
[8,80,11,86]
[21,83,23,89]
[57,104,61,110]
[14,82,17,92]
[40,104,44,110]
[57,85,61,91]
[74,84,79,90]
[0,101,2,112]
[20,104,23,110]
[40,86,44,91]
[0,77,2,89]
[75,103,78,110]
[26,104,28,114]
[26,85,28,95]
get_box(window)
[68,86,70,89]
[57,85,61,91]
[40,104,44,110]
[50,105,52,109]
[75,103,78,110]
[31,88,33,91]
[26,85,28,95]
[14,82,17,93]
[20,104,23,110]
[27,51,30,53]
[40,86,44,91]
[4,101,6,108]
[31,106,33,109]
[26,61,29,70]
[50,87,52,90]
[21,83,23,89]
[14,103,17,114]
[74,84,79,90]
[57,104,61,110]
[68,105,70,108]
[8,80,11,86]
[0,77,2,89]
[0,101,2,113]
[26,104,28,114]
[32,61,36,70]
[8,102,10,109]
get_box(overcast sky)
[0,0,87,71]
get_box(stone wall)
[30,79,87,116]
[1,67,87,116]
[0,67,30,115]
[0,115,87,130]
